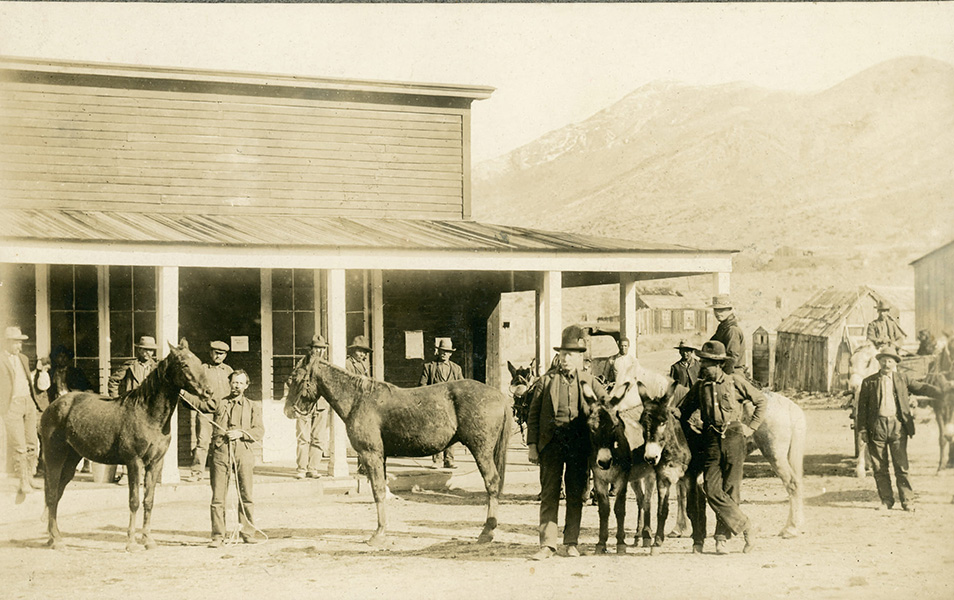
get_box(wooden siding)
[773,332,830,393]
[913,241,954,337]
[637,308,707,335]
[0,81,465,219]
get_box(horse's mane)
[118,353,174,408]
[306,357,397,397]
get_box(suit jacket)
[108,358,157,397]
[194,393,265,451]
[527,368,606,452]
[420,360,463,386]
[1,351,35,415]
[866,317,905,348]
[346,355,370,377]
[669,359,700,389]
[711,315,745,374]
[858,371,939,438]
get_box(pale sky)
[1,2,952,163]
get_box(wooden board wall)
[0,81,466,219]
[773,332,830,393]
[914,242,954,337]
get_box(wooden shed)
[773,287,898,393]
[634,292,709,336]
[911,239,954,338]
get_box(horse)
[848,341,879,478]
[285,356,511,546]
[40,340,211,551]
[920,372,954,472]
[507,360,537,443]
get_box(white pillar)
[156,266,180,485]
[371,269,385,380]
[34,264,51,361]
[97,266,111,395]
[260,269,273,401]
[619,273,638,354]
[713,272,731,296]
[325,269,350,478]
[535,271,562,376]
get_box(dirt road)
[2,409,953,600]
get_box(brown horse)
[285,356,511,546]
[40,340,211,551]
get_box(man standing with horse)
[107,335,158,484]
[1,326,43,498]
[420,338,463,469]
[676,340,764,555]
[289,335,330,479]
[857,347,941,512]
[709,295,746,376]
[527,325,607,560]
[184,341,233,482]
[346,335,372,377]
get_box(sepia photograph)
[0,2,952,598]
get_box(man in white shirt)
[1,326,41,497]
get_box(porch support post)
[713,272,731,296]
[535,271,562,377]
[156,266,180,484]
[260,269,273,401]
[619,273,638,354]
[325,268,350,478]
[34,264,51,364]
[97,266,110,395]
[371,269,385,380]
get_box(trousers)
[702,424,750,538]
[191,411,214,474]
[209,439,255,539]
[538,424,590,549]
[4,395,38,488]
[296,409,328,473]
[867,416,912,507]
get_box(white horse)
[612,361,807,539]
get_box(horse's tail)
[494,400,512,494]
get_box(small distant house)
[911,239,954,337]
[773,286,901,393]
[635,293,709,336]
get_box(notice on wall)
[404,330,424,359]
[230,336,250,352]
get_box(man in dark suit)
[669,340,700,388]
[420,338,463,468]
[108,335,158,397]
[1,326,42,497]
[857,347,941,512]
[527,325,607,560]
[866,302,906,349]
[709,295,746,375]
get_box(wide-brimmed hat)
[675,340,698,351]
[709,295,732,310]
[553,325,587,353]
[308,334,328,349]
[136,335,157,350]
[210,340,230,352]
[876,301,892,312]
[4,326,28,340]
[348,335,372,352]
[697,340,727,361]
[875,347,902,362]
[436,338,456,353]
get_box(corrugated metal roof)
[776,286,893,338]
[0,209,717,254]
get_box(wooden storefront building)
[0,57,736,481]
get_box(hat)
[675,340,698,351]
[697,340,727,361]
[876,301,891,312]
[210,340,230,352]
[4,326,28,340]
[709,295,732,310]
[436,338,456,352]
[875,347,902,362]
[308,334,328,349]
[136,335,157,350]
[348,335,372,352]
[553,325,587,353]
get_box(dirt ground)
[2,408,953,600]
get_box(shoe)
[565,545,581,558]
[208,537,223,548]
[295,471,306,480]
[877,503,893,512]
[902,503,916,513]
[715,539,727,555]
[306,471,322,479]
[241,535,260,544]
[443,462,457,470]
[743,526,758,554]
[186,472,202,483]
[530,546,555,561]
[692,543,704,554]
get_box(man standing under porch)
[184,341,233,482]
[420,338,463,469]
[107,335,158,484]
[1,326,41,499]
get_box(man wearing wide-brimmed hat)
[1,326,41,497]
[669,340,700,389]
[857,346,942,512]
[346,335,372,378]
[420,338,464,468]
[708,295,746,376]
[527,325,607,560]
[290,334,330,479]
[675,340,765,555]
[108,335,158,398]
[184,341,233,482]
[865,301,906,350]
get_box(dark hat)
[4,326,28,340]
[348,335,372,352]
[136,335,157,350]
[553,325,587,353]
[675,340,698,351]
[697,340,727,361]
[308,335,328,349]
[210,340,230,352]
[709,295,732,310]
[875,347,902,362]
[436,338,456,353]
[876,301,892,312]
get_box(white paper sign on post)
[405,330,423,359]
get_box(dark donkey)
[40,340,211,551]
[285,356,511,546]
[507,359,537,442]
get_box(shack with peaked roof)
[773,286,900,393]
